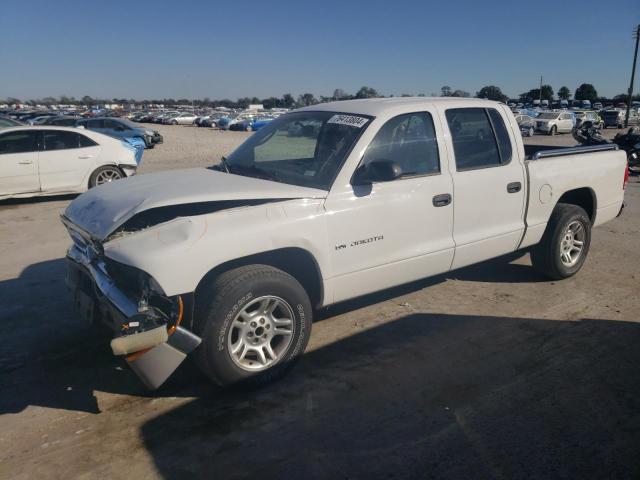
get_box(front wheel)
[549,125,557,136]
[530,203,591,280]
[171,120,178,125]
[89,165,123,188]
[194,265,313,387]
[528,127,534,137]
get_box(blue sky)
[1,0,638,100]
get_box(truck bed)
[524,143,618,160]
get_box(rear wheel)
[194,265,312,387]
[530,203,591,280]
[528,127,534,137]
[171,120,178,125]
[89,165,123,188]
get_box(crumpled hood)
[64,168,327,241]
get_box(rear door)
[38,130,101,191]
[440,106,526,269]
[0,130,41,195]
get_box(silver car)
[166,113,197,125]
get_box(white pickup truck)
[62,98,627,389]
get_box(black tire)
[88,165,123,188]
[530,203,591,280]
[549,125,557,136]
[193,265,313,387]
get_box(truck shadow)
[2,257,639,477]
[138,313,640,479]
[0,251,574,416]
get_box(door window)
[445,108,510,170]
[87,119,105,128]
[361,112,440,176]
[0,131,39,154]
[43,130,95,150]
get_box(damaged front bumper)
[63,217,201,389]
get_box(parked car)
[0,116,24,128]
[602,109,625,129]
[574,111,602,129]
[514,114,536,136]
[229,116,275,132]
[21,112,59,125]
[164,112,198,125]
[76,117,162,148]
[61,98,627,390]
[0,126,140,200]
[41,115,81,127]
[535,111,574,135]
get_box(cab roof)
[296,97,503,117]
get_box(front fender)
[103,200,329,297]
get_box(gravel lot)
[1,124,639,479]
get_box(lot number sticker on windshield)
[327,114,369,128]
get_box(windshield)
[224,111,371,190]
[538,113,559,119]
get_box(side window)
[487,109,512,164]
[105,119,127,130]
[78,134,98,148]
[446,108,503,170]
[87,119,104,128]
[43,131,82,150]
[362,112,440,177]
[0,131,38,154]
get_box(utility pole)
[539,76,543,105]
[625,24,640,127]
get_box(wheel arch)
[195,247,324,309]
[555,187,597,224]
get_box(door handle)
[507,182,522,193]
[432,193,452,207]
[18,160,33,164]
[78,154,95,159]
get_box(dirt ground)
[1,124,639,479]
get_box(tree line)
[4,84,638,109]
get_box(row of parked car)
[128,109,285,132]
[0,111,163,149]
[512,107,640,137]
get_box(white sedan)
[0,126,140,200]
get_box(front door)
[0,130,40,196]
[439,105,526,269]
[325,110,455,303]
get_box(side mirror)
[352,159,403,185]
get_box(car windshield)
[223,111,371,190]
[538,113,559,119]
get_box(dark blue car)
[75,117,162,148]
